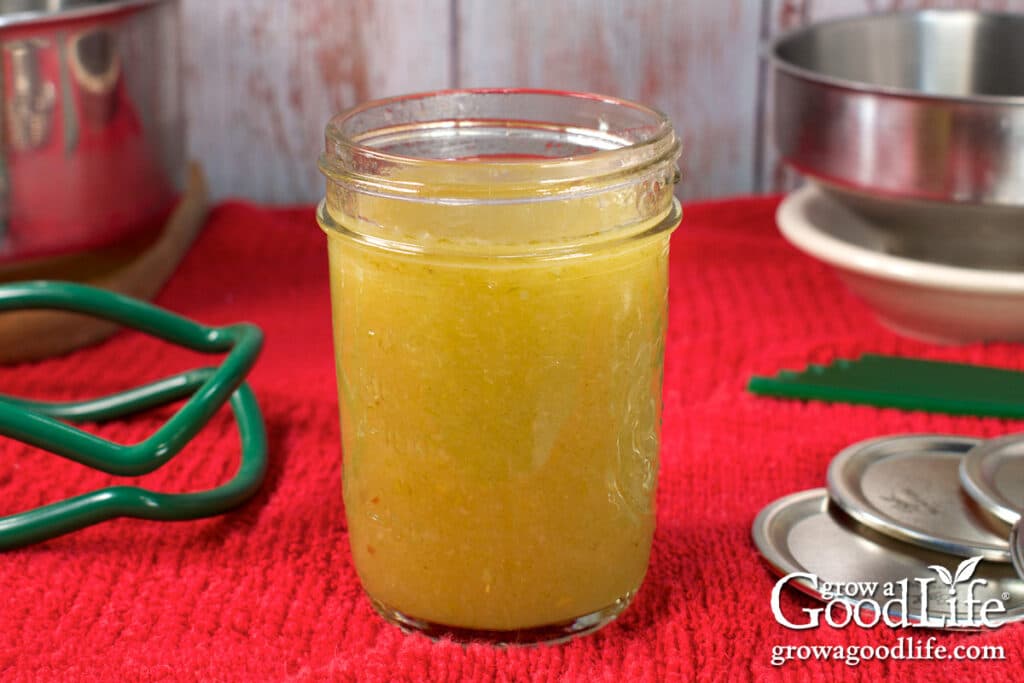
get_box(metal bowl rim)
[0,0,169,28]
[769,8,1024,107]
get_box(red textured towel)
[2,197,1023,682]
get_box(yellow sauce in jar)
[328,226,669,630]
[319,90,680,638]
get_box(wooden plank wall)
[457,1,760,201]
[179,0,1024,203]
[181,1,451,204]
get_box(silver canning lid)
[960,433,1024,527]
[1012,522,1024,581]
[827,434,1010,561]
[752,488,1024,628]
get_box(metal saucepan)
[0,0,182,264]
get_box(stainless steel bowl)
[772,10,1024,208]
[0,0,182,264]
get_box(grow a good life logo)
[771,556,1011,630]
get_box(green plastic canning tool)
[0,280,267,550]
[749,353,1024,418]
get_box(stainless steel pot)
[771,10,1024,208]
[0,0,182,264]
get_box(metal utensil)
[772,10,1024,212]
[0,0,183,264]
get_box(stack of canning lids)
[753,434,1024,628]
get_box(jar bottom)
[368,591,636,646]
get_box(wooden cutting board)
[0,163,209,364]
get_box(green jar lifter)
[0,281,267,550]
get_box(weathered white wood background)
[179,0,1024,203]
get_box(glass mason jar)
[317,89,681,644]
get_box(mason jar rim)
[319,88,681,204]
[324,87,674,162]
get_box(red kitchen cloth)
[3,196,1024,682]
